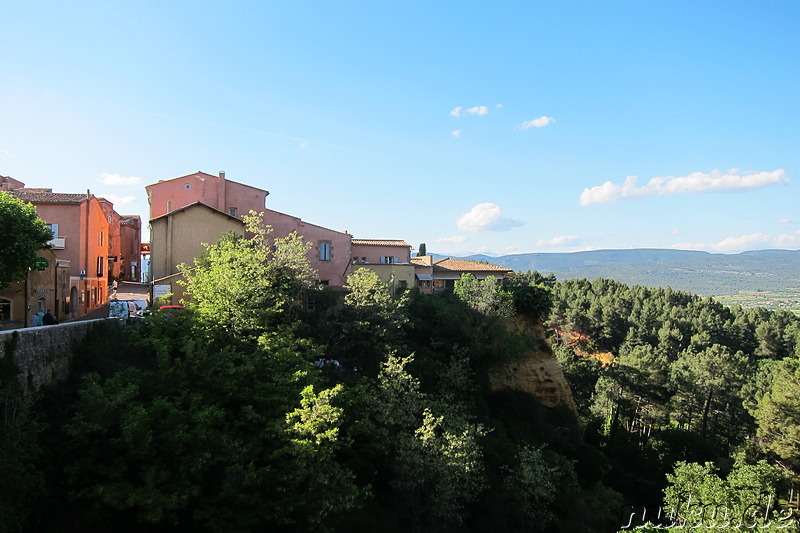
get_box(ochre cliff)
[489,315,577,412]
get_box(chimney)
[218,170,226,212]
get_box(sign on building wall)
[140,243,151,254]
[153,284,171,298]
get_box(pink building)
[263,209,352,286]
[146,170,269,220]
[146,171,353,287]
[8,188,111,318]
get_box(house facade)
[0,248,70,330]
[146,171,269,221]
[119,216,142,282]
[350,239,415,292]
[150,202,246,305]
[414,256,514,293]
[8,188,111,318]
[146,171,354,289]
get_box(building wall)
[147,172,268,220]
[119,217,142,281]
[351,243,411,264]
[0,250,69,330]
[31,197,109,317]
[350,264,416,293]
[99,199,122,281]
[150,205,245,281]
[263,209,352,286]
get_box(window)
[99,231,104,246]
[96,256,105,277]
[380,256,399,264]
[229,207,238,217]
[48,224,59,238]
[0,298,10,321]
[319,242,331,261]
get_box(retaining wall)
[0,320,107,393]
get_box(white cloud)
[668,228,682,235]
[99,173,142,186]
[495,104,503,110]
[436,235,467,244]
[580,168,788,206]
[456,203,523,233]
[466,106,489,116]
[299,141,310,149]
[518,116,556,130]
[450,106,463,118]
[451,129,462,137]
[536,235,579,247]
[780,218,795,224]
[102,194,138,207]
[671,231,800,252]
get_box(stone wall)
[0,320,107,393]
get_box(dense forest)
[3,217,800,532]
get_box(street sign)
[34,257,49,271]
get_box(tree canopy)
[0,192,52,287]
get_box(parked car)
[157,305,188,318]
[108,300,138,320]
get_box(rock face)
[489,315,577,412]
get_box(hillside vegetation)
[460,249,800,301]
[3,221,800,532]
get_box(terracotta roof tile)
[432,257,512,273]
[351,239,410,247]
[8,189,90,205]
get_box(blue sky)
[2,1,798,256]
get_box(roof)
[351,239,410,247]
[149,201,245,223]
[146,171,269,195]
[8,189,90,205]
[432,257,513,274]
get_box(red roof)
[8,189,90,205]
[432,257,512,273]
[351,239,410,247]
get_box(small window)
[185,184,191,189]
[48,224,59,238]
[381,256,398,264]
[319,242,331,261]
[0,298,11,321]
[96,256,105,277]
[99,231,104,246]
[229,207,238,217]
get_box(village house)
[350,239,415,293]
[413,256,513,293]
[146,171,354,302]
[3,177,141,323]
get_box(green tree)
[663,460,794,530]
[417,243,426,257]
[0,192,52,288]
[180,212,316,336]
[754,358,800,472]
[453,273,514,318]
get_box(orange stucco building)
[6,178,142,320]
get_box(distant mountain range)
[443,249,800,296]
